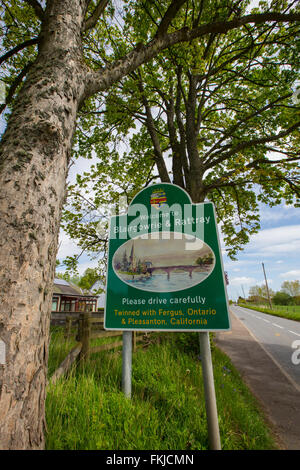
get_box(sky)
[222,203,300,301]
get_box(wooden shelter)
[52,278,98,313]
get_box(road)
[231,305,300,390]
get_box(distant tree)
[272,291,292,305]
[281,280,300,297]
[77,268,99,291]
[248,284,275,303]
[294,296,300,306]
[54,271,71,282]
[54,271,81,285]
[248,285,262,298]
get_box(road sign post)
[122,331,132,398]
[104,183,230,449]
[199,331,221,450]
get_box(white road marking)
[288,330,300,337]
[273,323,284,329]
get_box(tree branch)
[282,176,300,197]
[165,96,185,187]
[203,93,293,163]
[1,0,19,28]
[155,0,187,38]
[84,11,300,99]
[0,38,39,66]
[137,81,171,183]
[205,121,300,170]
[175,66,190,190]
[0,61,33,114]
[83,0,109,31]
[24,0,44,21]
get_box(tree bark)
[0,0,87,449]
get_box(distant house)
[52,278,98,312]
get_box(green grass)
[47,325,123,380]
[239,303,300,322]
[47,326,77,378]
[46,331,278,450]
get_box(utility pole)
[241,285,246,301]
[262,262,272,309]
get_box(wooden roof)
[53,278,97,297]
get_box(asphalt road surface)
[231,305,300,390]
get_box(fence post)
[76,314,82,343]
[80,311,91,361]
[64,316,72,339]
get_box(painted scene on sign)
[112,232,215,292]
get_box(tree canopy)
[59,0,300,273]
[281,279,300,297]
[248,279,300,305]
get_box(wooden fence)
[50,309,149,384]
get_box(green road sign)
[104,183,230,331]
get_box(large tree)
[0,0,299,449]
[62,0,300,268]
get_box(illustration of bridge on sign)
[112,233,217,291]
[146,264,211,280]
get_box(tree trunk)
[0,0,86,449]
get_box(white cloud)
[245,225,300,257]
[279,270,300,279]
[230,276,256,286]
[252,225,300,245]
[225,209,300,297]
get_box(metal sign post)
[199,331,221,450]
[122,331,132,398]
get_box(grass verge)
[239,303,300,322]
[46,331,278,450]
[47,326,77,378]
